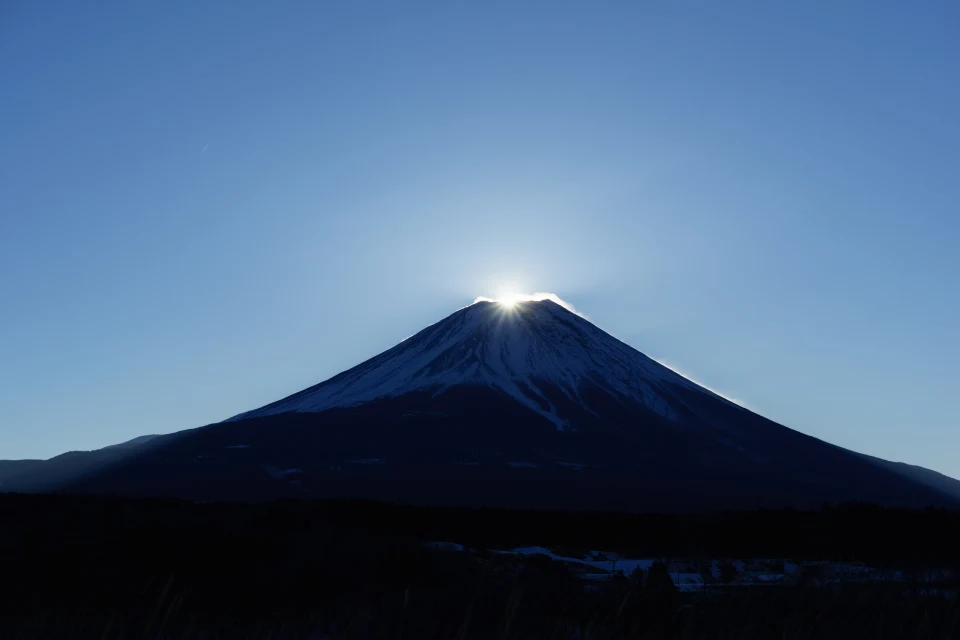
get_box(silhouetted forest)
[1,494,958,638]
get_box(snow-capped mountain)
[4,299,958,511]
[228,299,739,429]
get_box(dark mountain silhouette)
[2,300,956,511]
[0,435,159,492]
[857,452,960,502]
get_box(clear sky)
[1,2,958,478]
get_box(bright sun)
[497,292,524,307]
[472,292,583,317]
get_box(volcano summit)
[228,299,735,431]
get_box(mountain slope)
[229,300,743,430]
[4,299,957,511]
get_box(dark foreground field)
[1,495,958,639]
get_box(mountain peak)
[228,298,714,428]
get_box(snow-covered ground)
[496,547,657,576]
[262,466,304,479]
[425,543,957,592]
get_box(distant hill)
[0,435,160,492]
[858,453,960,502]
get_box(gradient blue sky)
[2,2,958,478]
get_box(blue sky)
[1,2,958,478]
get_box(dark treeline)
[1,494,958,639]
[3,493,960,563]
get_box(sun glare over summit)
[472,292,585,317]
[497,292,524,307]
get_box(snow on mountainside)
[228,299,743,428]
